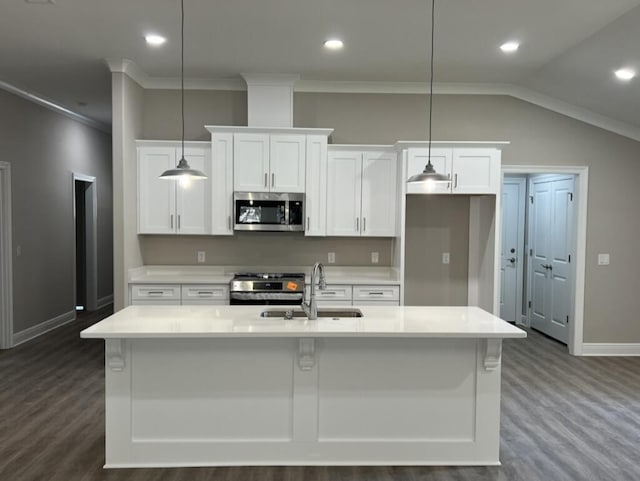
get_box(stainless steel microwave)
[233,192,305,232]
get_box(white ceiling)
[2,0,640,134]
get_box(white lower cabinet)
[306,284,400,307]
[130,284,181,305]
[181,285,230,305]
[129,283,230,306]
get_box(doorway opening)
[497,165,588,355]
[73,174,97,313]
[0,162,13,349]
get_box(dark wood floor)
[1,307,639,481]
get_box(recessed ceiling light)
[615,68,636,81]
[500,42,519,53]
[324,39,344,50]
[145,34,167,46]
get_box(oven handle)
[230,292,304,301]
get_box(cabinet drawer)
[353,285,400,302]
[130,284,181,301]
[181,284,229,303]
[308,285,353,301]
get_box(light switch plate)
[371,252,379,264]
[597,253,610,266]
[442,252,450,264]
[197,251,206,263]
[328,252,336,264]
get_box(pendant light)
[160,0,207,183]
[407,0,448,185]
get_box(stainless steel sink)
[260,308,363,319]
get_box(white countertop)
[81,305,526,339]
[128,265,401,285]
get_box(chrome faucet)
[301,262,327,320]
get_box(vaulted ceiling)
[2,0,640,136]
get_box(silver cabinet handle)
[228,215,232,231]
[271,173,275,187]
[319,291,337,296]
[363,217,366,232]
[147,291,164,296]
[177,214,181,230]
[306,216,310,230]
[356,218,359,232]
[368,292,385,295]
[454,173,458,189]
[170,214,174,229]
[197,291,214,297]
[264,173,268,187]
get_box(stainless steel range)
[229,272,305,305]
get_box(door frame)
[498,165,588,355]
[501,175,527,326]
[73,173,98,312]
[0,162,13,349]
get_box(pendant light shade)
[160,0,207,182]
[159,157,208,180]
[407,0,448,185]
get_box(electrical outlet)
[16,245,21,257]
[328,252,336,264]
[197,251,206,263]
[442,252,450,264]
[597,253,610,266]
[371,252,379,264]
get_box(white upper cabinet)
[233,133,270,192]
[210,133,234,235]
[361,151,398,236]
[270,134,306,192]
[327,151,362,236]
[304,135,328,236]
[327,148,397,237]
[233,133,306,193]
[137,142,211,235]
[405,147,500,195]
[451,149,500,194]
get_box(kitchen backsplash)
[139,233,394,266]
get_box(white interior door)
[528,175,575,344]
[499,177,526,324]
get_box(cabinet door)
[211,133,234,235]
[138,147,176,234]
[361,151,397,237]
[304,135,328,236]
[326,151,362,236]
[233,133,270,192]
[451,149,500,194]
[406,147,452,194]
[175,147,211,235]
[270,134,306,192]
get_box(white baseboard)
[581,343,640,356]
[97,294,114,309]
[12,310,76,347]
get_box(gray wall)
[0,89,112,333]
[137,88,640,343]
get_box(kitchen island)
[81,305,525,468]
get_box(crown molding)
[0,79,110,133]
[109,59,640,142]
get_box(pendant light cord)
[427,0,435,167]
[180,0,185,161]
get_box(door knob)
[541,264,553,270]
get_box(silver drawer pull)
[197,291,214,296]
[147,291,164,296]
[320,291,337,295]
[367,292,385,295]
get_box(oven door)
[234,192,304,232]
[230,292,304,305]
